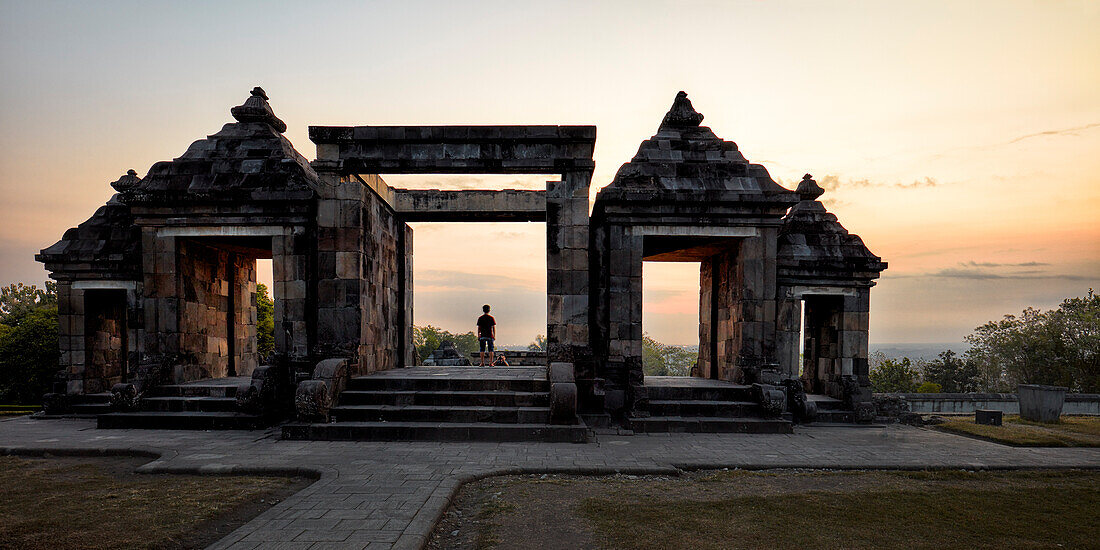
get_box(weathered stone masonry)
[38,87,885,427]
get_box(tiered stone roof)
[36,171,142,279]
[777,174,887,285]
[123,87,320,205]
[599,91,794,197]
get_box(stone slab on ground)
[1,416,1097,550]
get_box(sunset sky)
[1,0,1097,346]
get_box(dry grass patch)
[0,455,310,550]
[429,470,1100,550]
[938,415,1100,447]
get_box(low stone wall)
[881,393,1100,415]
[467,351,546,366]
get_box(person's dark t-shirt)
[477,314,496,338]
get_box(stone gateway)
[37,88,885,438]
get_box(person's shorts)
[479,337,494,353]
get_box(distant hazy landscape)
[871,343,969,362]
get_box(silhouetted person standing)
[477,304,496,367]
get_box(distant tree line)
[871,290,1099,393]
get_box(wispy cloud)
[927,268,1092,281]
[962,261,1050,268]
[416,269,543,292]
[814,174,938,191]
[1006,123,1100,145]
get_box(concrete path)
[1,416,1097,550]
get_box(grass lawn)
[428,469,1100,550]
[0,455,310,549]
[0,404,39,417]
[938,414,1100,447]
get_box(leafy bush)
[923,350,983,393]
[916,381,943,393]
[870,356,918,392]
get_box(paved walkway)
[1,416,1097,550]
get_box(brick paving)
[1,415,1097,549]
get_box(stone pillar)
[839,288,871,385]
[545,171,593,364]
[313,173,366,371]
[56,282,85,394]
[774,293,802,379]
[401,223,415,367]
[273,228,311,365]
[140,228,180,365]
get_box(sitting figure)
[492,354,509,367]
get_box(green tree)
[0,282,56,326]
[870,356,918,393]
[527,334,547,352]
[965,291,1099,392]
[922,350,983,393]
[413,325,478,363]
[641,334,696,376]
[0,284,60,403]
[254,283,275,358]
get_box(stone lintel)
[781,285,861,299]
[72,280,138,291]
[394,189,547,222]
[156,226,293,238]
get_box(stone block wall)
[314,173,410,376]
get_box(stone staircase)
[282,366,589,442]
[629,376,794,434]
[97,377,266,430]
[806,394,858,424]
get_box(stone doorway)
[82,288,128,394]
[640,260,702,378]
[172,236,269,383]
[408,220,547,366]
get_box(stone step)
[338,390,549,408]
[644,385,755,402]
[282,421,588,443]
[812,410,856,423]
[97,411,266,430]
[152,383,240,399]
[70,403,113,415]
[646,400,762,417]
[141,396,238,413]
[347,376,548,393]
[331,405,550,424]
[628,416,793,434]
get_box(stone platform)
[283,366,589,443]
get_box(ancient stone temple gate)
[37,88,885,436]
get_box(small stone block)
[975,409,1002,426]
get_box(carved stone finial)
[660,91,705,129]
[230,86,287,133]
[795,173,824,201]
[111,169,141,192]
